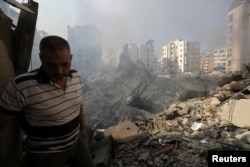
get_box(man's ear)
[70,54,73,60]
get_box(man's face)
[40,48,72,83]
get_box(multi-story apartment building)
[213,47,230,72]
[227,0,250,73]
[161,39,200,74]
[138,40,156,70]
[124,40,156,71]
[67,24,102,73]
[200,52,214,73]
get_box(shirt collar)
[36,66,73,83]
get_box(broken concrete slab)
[104,120,141,142]
[221,99,250,128]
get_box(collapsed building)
[87,68,250,166]
[78,45,250,166]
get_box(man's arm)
[79,104,87,138]
[0,113,15,144]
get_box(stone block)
[221,99,250,128]
[104,120,141,142]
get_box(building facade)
[227,0,250,73]
[213,47,230,72]
[161,39,200,74]
[138,40,156,69]
[123,40,156,71]
[200,52,214,73]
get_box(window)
[228,14,233,22]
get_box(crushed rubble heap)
[82,49,219,128]
[82,72,218,128]
[92,76,250,167]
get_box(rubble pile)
[83,51,250,166]
[82,72,217,128]
[82,50,218,128]
[96,77,250,167]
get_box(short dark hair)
[39,35,70,53]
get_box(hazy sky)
[17,0,233,56]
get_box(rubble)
[103,120,142,142]
[82,50,217,128]
[88,73,250,167]
[221,99,250,128]
[81,50,250,166]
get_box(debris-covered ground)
[80,53,250,166]
[89,75,250,167]
[81,63,218,129]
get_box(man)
[0,36,96,167]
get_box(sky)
[16,0,233,56]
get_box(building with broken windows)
[161,39,200,74]
[227,0,250,73]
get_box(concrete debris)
[88,74,250,167]
[104,120,142,142]
[221,99,250,128]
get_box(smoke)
[32,0,232,57]
[6,0,234,127]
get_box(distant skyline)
[15,0,233,56]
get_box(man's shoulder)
[70,69,78,74]
[14,69,39,85]
[70,69,80,77]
